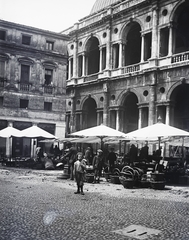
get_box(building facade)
[0,20,69,157]
[64,0,189,139]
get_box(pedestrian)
[107,147,117,173]
[73,152,87,195]
[64,142,77,180]
[84,146,93,165]
[92,149,105,183]
[129,144,138,166]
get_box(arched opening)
[124,22,141,66]
[122,93,139,133]
[174,2,189,54]
[171,84,189,131]
[82,97,97,128]
[86,37,100,75]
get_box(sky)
[0,0,96,32]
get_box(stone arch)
[83,34,101,52]
[117,88,140,106]
[117,89,139,133]
[84,35,101,75]
[81,96,98,128]
[120,21,142,66]
[120,18,144,40]
[170,0,189,54]
[169,82,189,130]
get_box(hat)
[97,149,103,153]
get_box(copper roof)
[90,0,121,14]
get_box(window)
[0,60,5,79]
[22,35,31,45]
[44,102,52,111]
[46,41,54,50]
[160,27,169,57]
[0,30,6,40]
[20,99,28,109]
[21,65,30,83]
[112,43,119,69]
[44,69,53,85]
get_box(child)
[73,152,87,195]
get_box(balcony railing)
[20,83,31,91]
[44,85,53,94]
[122,63,140,74]
[84,73,98,82]
[172,52,189,63]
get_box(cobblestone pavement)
[0,167,189,240]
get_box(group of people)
[63,142,118,195]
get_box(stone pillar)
[106,23,112,72]
[151,7,158,60]
[168,23,173,56]
[140,34,144,62]
[165,104,170,125]
[103,82,109,126]
[82,52,85,76]
[138,107,142,129]
[119,42,123,68]
[116,109,120,131]
[73,40,78,78]
[97,110,101,125]
[6,122,13,158]
[149,84,156,125]
[68,58,72,79]
[99,46,103,72]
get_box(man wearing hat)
[92,149,105,183]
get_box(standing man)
[64,142,77,180]
[92,149,105,183]
[107,148,117,173]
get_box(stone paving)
[0,167,189,240]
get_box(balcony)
[43,85,53,94]
[20,83,31,91]
[172,51,189,63]
[122,63,140,74]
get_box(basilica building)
[63,0,189,136]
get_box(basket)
[85,174,94,183]
[151,173,165,181]
[122,179,135,189]
[150,181,165,190]
[110,175,121,184]
[140,180,151,188]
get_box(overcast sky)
[0,0,96,32]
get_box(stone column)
[103,82,109,126]
[6,122,13,158]
[165,104,170,125]
[119,42,123,68]
[82,52,85,76]
[73,40,78,78]
[106,23,112,72]
[151,7,158,60]
[68,58,72,79]
[138,107,142,129]
[140,34,144,62]
[116,109,120,131]
[148,85,156,125]
[168,22,173,56]
[99,46,103,72]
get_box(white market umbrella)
[20,126,56,139]
[124,122,189,151]
[70,124,126,147]
[124,122,189,141]
[0,126,22,138]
